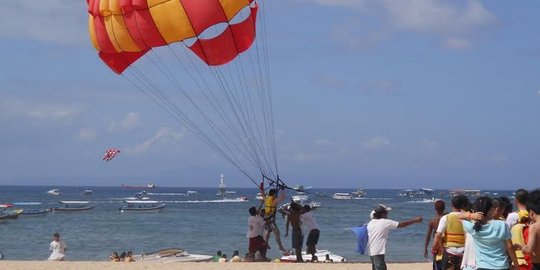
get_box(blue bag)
[351,225,368,254]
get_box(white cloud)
[313,74,346,90]
[300,0,497,51]
[77,128,97,141]
[128,127,185,154]
[489,153,509,163]
[362,136,390,149]
[108,112,141,132]
[0,1,88,45]
[0,98,78,124]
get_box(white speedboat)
[332,192,353,200]
[281,195,321,210]
[280,249,346,263]
[53,201,95,212]
[82,189,93,196]
[132,248,212,262]
[46,189,61,196]
[186,191,198,196]
[120,200,166,213]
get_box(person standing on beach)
[508,189,529,228]
[285,202,304,262]
[516,189,540,270]
[301,204,320,262]
[247,206,268,261]
[424,200,446,270]
[260,185,287,253]
[462,196,520,270]
[47,232,67,261]
[367,204,423,270]
[433,195,469,270]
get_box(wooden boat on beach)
[53,201,95,212]
[120,200,165,213]
[132,248,212,262]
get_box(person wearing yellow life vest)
[260,185,287,253]
[433,195,470,270]
[511,210,531,270]
[516,189,540,270]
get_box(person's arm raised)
[398,216,423,228]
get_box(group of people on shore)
[108,251,135,262]
[245,185,321,262]
[421,188,540,270]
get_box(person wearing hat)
[367,204,423,270]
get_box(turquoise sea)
[0,186,514,262]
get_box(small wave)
[161,199,248,203]
[405,199,436,204]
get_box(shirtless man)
[285,202,303,262]
[424,200,446,270]
[518,189,540,270]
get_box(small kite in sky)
[102,148,120,162]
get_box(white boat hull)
[280,249,346,263]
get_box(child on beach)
[517,189,540,270]
[285,202,303,262]
[47,232,67,261]
[247,206,268,262]
[367,204,423,270]
[424,199,446,270]
[301,204,320,262]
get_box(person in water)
[47,232,67,261]
[285,202,303,262]
[367,204,423,270]
[424,199,446,270]
[517,189,540,270]
[260,185,287,253]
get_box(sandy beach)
[0,261,430,270]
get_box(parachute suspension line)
[254,0,279,176]
[123,65,260,187]
[147,49,260,174]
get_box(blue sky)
[1,1,539,189]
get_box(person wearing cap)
[367,204,422,270]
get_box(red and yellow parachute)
[87,0,258,73]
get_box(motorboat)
[280,249,346,263]
[46,188,61,196]
[124,191,151,200]
[81,189,93,196]
[288,194,321,209]
[0,204,23,219]
[186,191,198,196]
[292,185,312,192]
[132,248,212,262]
[352,188,366,198]
[399,188,434,198]
[12,202,51,216]
[120,200,166,213]
[121,183,157,189]
[449,189,481,198]
[332,192,353,200]
[53,201,95,212]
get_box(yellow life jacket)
[511,223,528,266]
[264,196,276,216]
[444,212,465,248]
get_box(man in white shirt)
[301,205,320,262]
[247,206,268,261]
[506,188,528,227]
[367,204,422,270]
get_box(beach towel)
[351,225,368,254]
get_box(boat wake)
[162,199,248,204]
[405,199,436,204]
[147,193,186,196]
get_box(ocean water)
[0,186,514,262]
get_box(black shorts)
[306,229,319,246]
[533,263,540,270]
[292,229,303,249]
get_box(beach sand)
[0,261,430,270]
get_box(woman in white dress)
[48,232,67,261]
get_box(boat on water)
[186,191,198,196]
[53,201,95,212]
[281,194,321,210]
[0,204,23,219]
[332,192,353,200]
[81,189,93,196]
[132,248,212,262]
[46,189,61,196]
[399,188,434,198]
[120,200,166,213]
[12,202,51,216]
[352,188,366,198]
[121,183,157,189]
[449,189,482,197]
[280,249,346,263]
[292,185,312,192]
